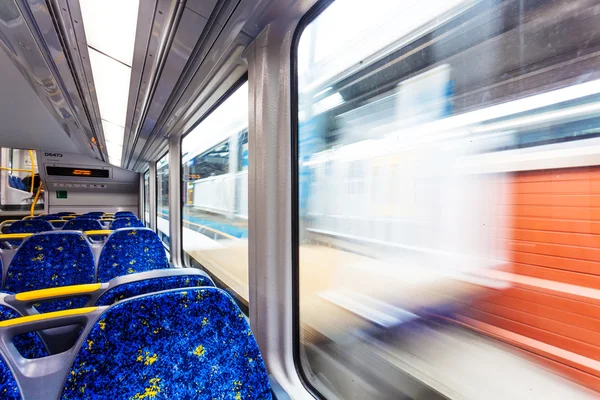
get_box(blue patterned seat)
[114,211,135,218]
[34,214,63,221]
[0,353,20,399]
[0,303,48,360]
[97,229,169,282]
[109,217,145,230]
[56,212,76,216]
[5,220,53,247]
[95,273,214,306]
[77,214,101,220]
[61,288,272,399]
[62,218,103,231]
[6,220,53,235]
[5,232,95,312]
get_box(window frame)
[290,0,337,398]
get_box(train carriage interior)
[0,0,599,398]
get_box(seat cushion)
[61,288,272,399]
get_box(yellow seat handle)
[84,230,113,236]
[14,283,101,302]
[0,307,98,327]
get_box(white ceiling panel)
[79,0,139,66]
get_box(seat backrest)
[0,303,48,360]
[97,228,168,282]
[34,215,62,221]
[5,232,96,293]
[62,218,103,232]
[5,220,52,235]
[109,217,144,230]
[0,352,21,400]
[5,220,53,247]
[114,211,135,218]
[79,214,101,219]
[61,288,272,399]
[95,272,214,306]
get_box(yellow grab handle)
[15,283,102,302]
[0,307,98,327]
[0,233,33,240]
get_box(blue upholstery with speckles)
[62,218,103,231]
[5,220,53,247]
[96,274,214,306]
[76,215,101,220]
[62,288,272,399]
[0,354,20,399]
[5,233,96,297]
[114,211,135,218]
[6,220,53,234]
[0,304,48,359]
[34,214,63,221]
[97,229,169,282]
[109,217,144,230]
[34,297,90,314]
[57,212,76,216]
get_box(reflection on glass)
[297,0,600,399]
[181,83,249,307]
[156,154,170,249]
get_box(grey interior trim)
[46,0,107,161]
[124,0,185,169]
[246,1,318,397]
[0,0,96,156]
[149,162,158,232]
[168,135,182,267]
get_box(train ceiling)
[0,0,320,172]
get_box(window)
[143,170,150,227]
[0,147,41,211]
[182,82,249,309]
[295,0,600,399]
[156,154,169,249]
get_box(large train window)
[181,82,249,310]
[143,169,150,227]
[294,0,600,398]
[156,153,170,249]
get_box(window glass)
[0,147,41,212]
[182,82,249,308]
[296,0,600,399]
[143,170,150,226]
[156,154,169,249]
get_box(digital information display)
[46,166,110,178]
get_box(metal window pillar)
[168,135,182,267]
[246,16,313,398]
[149,162,158,232]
